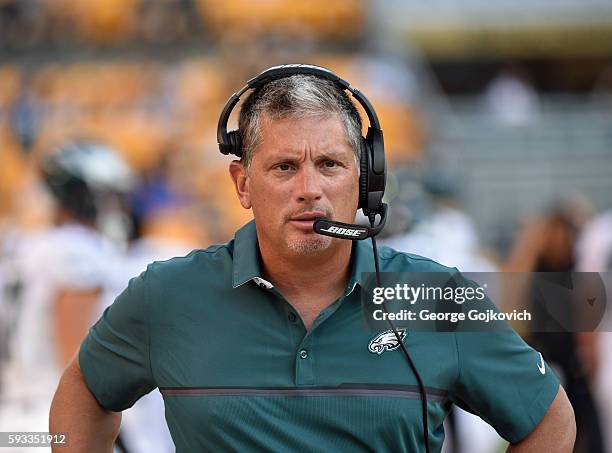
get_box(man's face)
[231,113,359,256]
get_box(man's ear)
[229,160,251,209]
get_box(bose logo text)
[320,226,364,237]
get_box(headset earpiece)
[363,127,385,216]
[358,139,369,210]
[227,130,242,158]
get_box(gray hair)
[238,74,362,171]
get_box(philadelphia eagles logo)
[368,329,407,355]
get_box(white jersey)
[0,222,121,441]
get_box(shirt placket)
[254,277,358,386]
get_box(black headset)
[217,64,388,238]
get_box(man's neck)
[258,238,353,306]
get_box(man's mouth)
[288,212,327,231]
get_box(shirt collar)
[346,237,375,295]
[232,220,268,289]
[232,219,375,293]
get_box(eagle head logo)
[368,329,407,355]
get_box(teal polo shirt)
[79,220,560,452]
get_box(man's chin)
[286,236,333,255]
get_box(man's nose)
[295,165,323,203]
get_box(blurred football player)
[0,141,132,450]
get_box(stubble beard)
[285,233,333,255]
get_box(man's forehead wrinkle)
[258,118,352,162]
[266,145,352,164]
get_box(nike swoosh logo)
[537,352,546,375]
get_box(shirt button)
[288,312,297,322]
[259,283,266,289]
[299,349,308,359]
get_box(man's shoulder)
[144,240,235,280]
[377,244,457,274]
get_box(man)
[50,69,575,452]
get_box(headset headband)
[217,64,383,172]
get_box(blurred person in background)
[0,140,168,452]
[0,142,130,439]
[483,63,540,127]
[576,209,612,453]
[506,199,604,453]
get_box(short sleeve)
[79,270,155,412]
[450,329,560,443]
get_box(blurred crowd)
[0,0,363,48]
[0,1,611,452]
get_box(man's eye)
[323,160,337,168]
[277,163,292,171]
